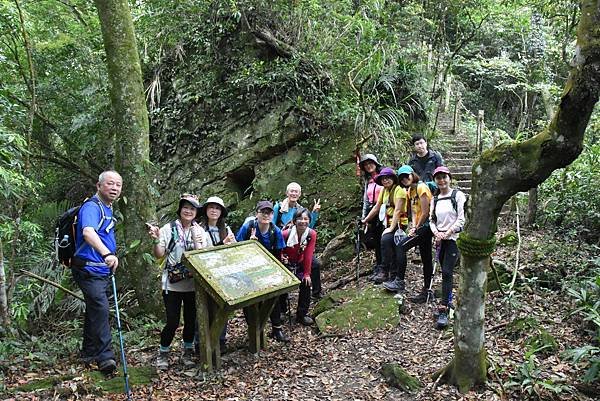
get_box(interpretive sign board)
[184,240,300,309]
[183,241,300,371]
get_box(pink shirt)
[366,177,383,205]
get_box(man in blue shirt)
[272,182,323,299]
[236,200,289,342]
[71,170,122,374]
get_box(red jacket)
[282,228,317,278]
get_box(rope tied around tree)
[456,233,496,257]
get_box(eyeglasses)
[258,209,274,215]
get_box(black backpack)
[431,189,468,224]
[245,218,277,246]
[54,197,105,267]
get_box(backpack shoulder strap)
[245,218,257,241]
[269,222,277,246]
[82,197,107,231]
[432,194,439,223]
[166,221,177,254]
[450,189,458,213]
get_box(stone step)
[445,151,470,158]
[456,179,472,188]
[447,165,471,174]
[448,145,472,153]
[451,172,471,180]
[446,158,474,165]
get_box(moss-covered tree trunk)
[0,237,8,332]
[436,0,600,392]
[94,0,159,312]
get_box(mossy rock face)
[314,287,399,334]
[380,363,421,392]
[9,374,76,393]
[84,366,157,394]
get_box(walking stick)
[111,274,132,401]
[355,217,362,286]
[426,244,441,304]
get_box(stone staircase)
[435,112,474,194]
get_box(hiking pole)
[110,274,132,401]
[355,217,361,286]
[426,244,441,304]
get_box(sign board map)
[184,240,300,309]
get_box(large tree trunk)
[0,237,9,333]
[94,0,159,313]
[436,0,600,392]
[528,86,557,225]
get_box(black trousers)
[363,221,384,265]
[439,239,460,306]
[310,256,322,296]
[160,290,196,347]
[396,225,433,289]
[381,230,397,275]
[71,267,115,364]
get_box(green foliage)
[504,317,558,357]
[563,345,600,383]
[539,109,600,239]
[506,353,574,399]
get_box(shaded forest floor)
[2,222,599,400]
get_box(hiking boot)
[369,265,383,281]
[436,308,449,329]
[297,315,314,326]
[156,351,169,370]
[410,288,434,304]
[182,348,195,368]
[382,278,405,293]
[311,291,324,301]
[269,328,290,343]
[98,358,117,375]
[373,270,388,284]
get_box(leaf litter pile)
[2,225,599,400]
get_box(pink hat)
[432,166,452,179]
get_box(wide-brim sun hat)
[359,153,381,170]
[177,194,201,215]
[432,166,452,179]
[202,196,228,218]
[396,165,414,177]
[375,167,398,185]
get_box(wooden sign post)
[183,241,300,371]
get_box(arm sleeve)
[227,226,236,242]
[275,229,286,249]
[79,202,102,230]
[361,180,369,218]
[309,211,319,228]
[302,230,317,277]
[235,222,249,242]
[436,151,444,167]
[158,224,171,249]
[272,202,281,227]
[393,187,407,214]
[429,198,439,235]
